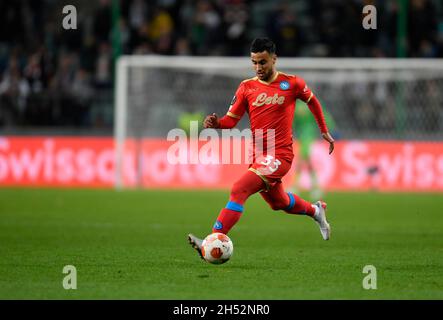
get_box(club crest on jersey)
[252,93,285,107]
[279,81,290,90]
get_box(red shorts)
[248,154,292,190]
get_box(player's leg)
[260,183,331,240]
[260,182,316,216]
[188,170,265,257]
[212,170,264,234]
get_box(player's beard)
[258,69,272,81]
[259,70,274,82]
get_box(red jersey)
[224,72,327,162]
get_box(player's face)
[251,51,276,81]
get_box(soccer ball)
[201,233,234,264]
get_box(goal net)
[114,56,443,189]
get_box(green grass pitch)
[0,188,442,299]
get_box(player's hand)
[322,132,335,154]
[203,113,220,128]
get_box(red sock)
[212,171,264,234]
[212,205,243,235]
[284,192,316,216]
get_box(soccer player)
[188,37,335,258]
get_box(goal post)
[114,56,443,189]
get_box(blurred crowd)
[0,0,442,130]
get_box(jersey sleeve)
[294,77,314,103]
[226,82,248,120]
[294,76,328,133]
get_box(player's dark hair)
[250,37,276,54]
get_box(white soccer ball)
[201,233,234,264]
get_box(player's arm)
[203,83,247,129]
[295,77,335,154]
[203,113,240,129]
